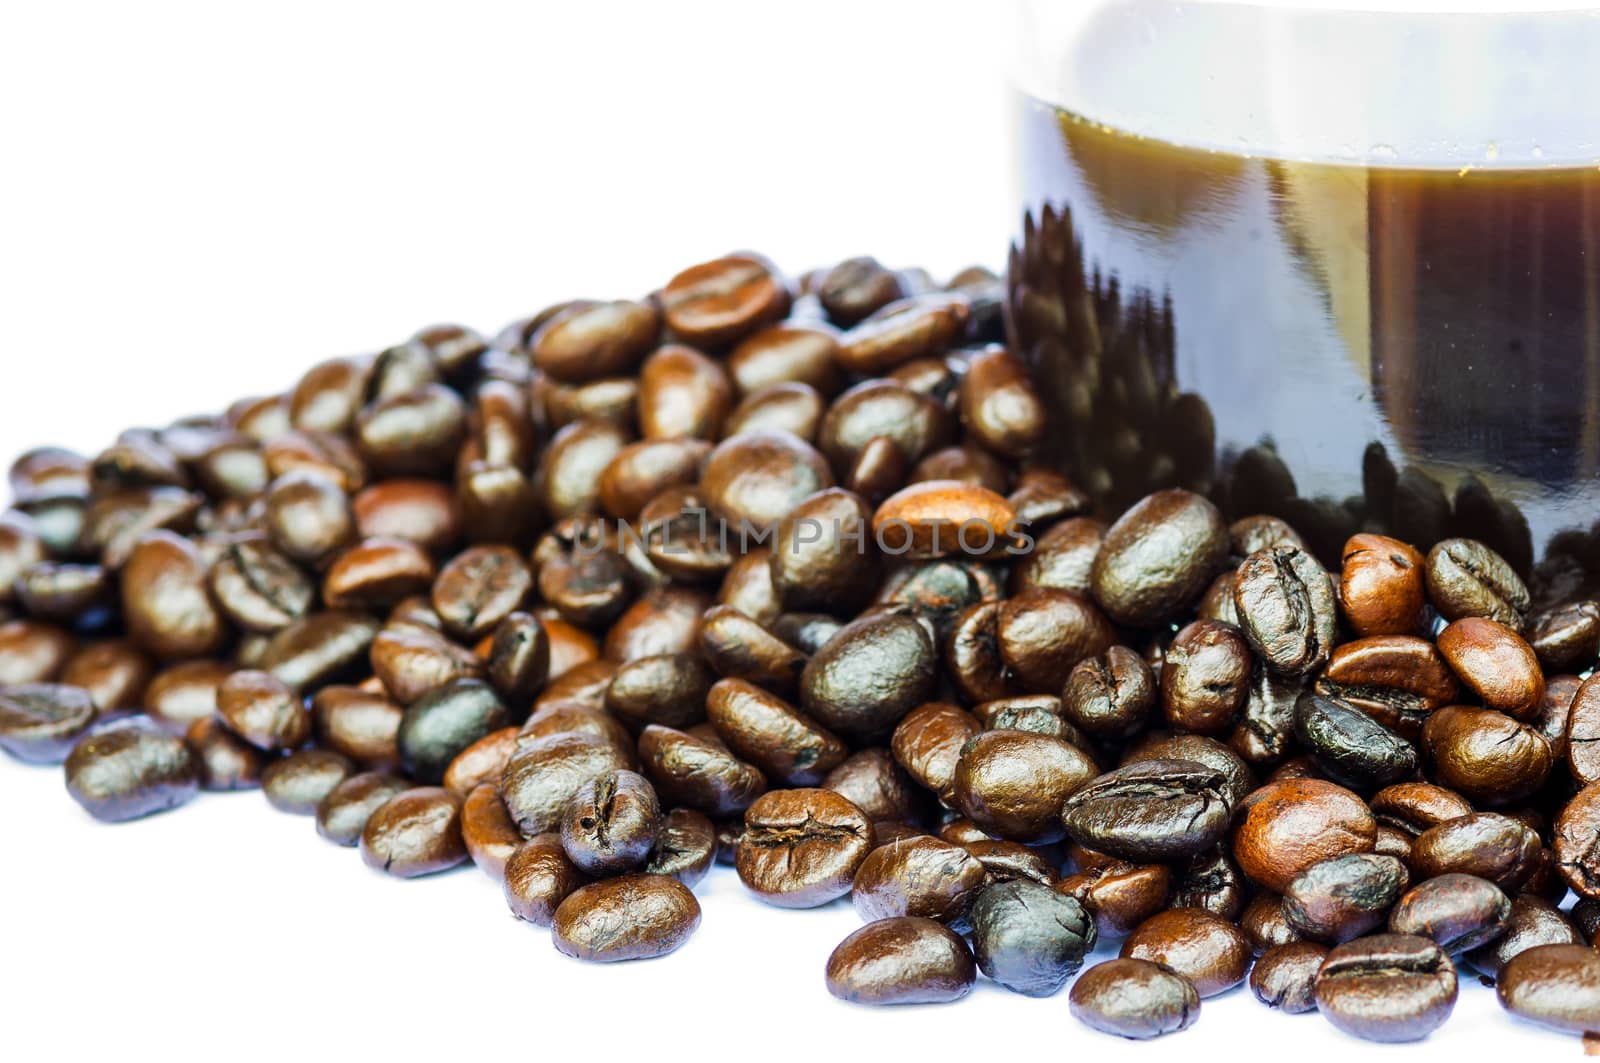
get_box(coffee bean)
[1294,692,1418,791]
[1061,759,1232,863]
[1056,861,1170,937]
[260,610,380,693]
[1121,908,1252,997]
[973,694,1084,742]
[359,786,466,877]
[1251,942,1329,1013]
[440,726,520,797]
[1527,600,1600,673]
[889,701,981,804]
[825,917,976,1005]
[1369,782,1474,836]
[852,836,986,924]
[643,807,717,887]
[822,748,925,824]
[1240,892,1303,953]
[1070,958,1201,1039]
[953,730,1097,844]
[661,254,788,350]
[872,480,1019,560]
[1340,534,1427,637]
[800,611,936,743]
[217,669,310,752]
[1426,537,1530,631]
[1314,636,1459,740]
[1282,853,1409,943]
[606,653,713,732]
[186,716,264,791]
[697,606,806,696]
[531,300,659,382]
[1314,933,1457,1042]
[768,488,879,613]
[816,257,904,327]
[1466,894,1578,976]
[310,685,403,771]
[1496,943,1600,1034]
[263,471,355,566]
[838,295,968,375]
[1228,666,1304,766]
[1010,516,1103,598]
[1090,489,1228,628]
[121,531,228,660]
[1233,779,1376,893]
[460,782,522,878]
[728,323,842,396]
[638,344,732,441]
[1233,546,1336,676]
[996,587,1116,694]
[1161,620,1252,734]
[316,771,409,846]
[1415,813,1542,892]
[559,769,661,876]
[1437,616,1544,719]
[0,683,96,763]
[505,833,588,924]
[737,788,872,908]
[964,879,1095,997]
[64,722,198,822]
[262,748,354,814]
[551,872,702,962]
[1062,646,1155,741]
[352,479,461,553]
[501,731,636,836]
[1421,705,1553,805]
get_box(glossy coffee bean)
[702,677,844,787]
[1281,853,1409,943]
[0,683,96,763]
[1168,845,1248,920]
[1228,666,1304,765]
[1369,782,1474,837]
[185,716,264,791]
[1294,692,1418,791]
[973,694,1083,742]
[1233,546,1336,676]
[603,587,710,664]
[638,344,732,441]
[1315,636,1458,740]
[1233,779,1377,893]
[698,606,805,695]
[1251,942,1329,1014]
[852,836,985,924]
[1070,958,1200,1039]
[872,480,1018,561]
[643,807,717,887]
[263,471,354,566]
[310,685,403,771]
[838,295,968,375]
[431,545,531,643]
[768,488,878,613]
[825,917,976,1006]
[1426,537,1530,631]
[1386,873,1511,954]
[661,254,788,349]
[1497,943,1600,1034]
[1124,733,1255,809]
[1314,933,1457,1042]
[504,833,588,924]
[316,771,409,846]
[393,679,509,785]
[963,879,1095,997]
[501,730,636,836]
[1413,813,1542,892]
[259,611,380,693]
[889,701,981,803]
[1161,620,1252,734]
[552,872,702,962]
[64,723,199,822]
[1009,516,1102,598]
[700,431,832,529]
[996,587,1115,694]
[359,786,466,877]
[1339,533,1427,637]
[1469,895,1579,977]
[953,730,1097,844]
[440,726,520,797]
[1527,600,1600,673]
[728,323,842,396]
[799,612,935,743]
[605,653,713,732]
[459,782,522,879]
[531,299,659,382]
[823,749,925,824]
[559,769,661,876]
[1061,646,1155,741]
[1056,861,1170,937]
[637,724,766,818]
[121,531,228,660]
[262,748,353,814]
[1421,705,1553,805]
[1240,892,1302,953]
[1436,616,1544,720]
[1090,489,1228,628]
[737,788,873,908]
[217,670,310,752]
[816,257,904,327]
[1121,908,1252,997]
[352,479,461,553]
[818,380,950,488]
[1061,759,1231,863]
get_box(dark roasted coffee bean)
[1060,759,1231,863]
[531,299,659,382]
[700,431,832,530]
[890,701,981,804]
[121,531,228,660]
[1233,779,1377,893]
[953,730,1096,844]
[606,653,713,732]
[559,769,660,877]
[1414,813,1542,892]
[942,601,1013,705]
[958,838,1055,886]
[638,344,732,441]
[1426,537,1530,631]
[64,723,198,822]
[1557,783,1600,899]
[604,587,710,664]
[310,685,403,771]
[1090,489,1228,628]
[185,716,264,791]
[1437,616,1544,720]
[1421,705,1552,804]
[1340,533,1427,637]
[1124,732,1255,808]
[484,611,549,703]
[818,380,950,487]
[352,479,461,553]
[260,611,380,693]
[440,726,520,797]
[501,730,635,836]
[637,723,765,818]
[1168,846,1248,920]
[208,537,314,634]
[661,254,788,349]
[737,788,872,908]
[800,611,935,743]
[505,833,588,924]
[872,479,1019,561]
[1527,600,1600,673]
[698,606,806,695]
[1070,958,1200,1039]
[1497,943,1600,1034]
[1251,942,1329,1014]
[0,683,96,763]
[359,786,466,877]
[1294,692,1417,791]
[826,916,975,1006]
[396,679,509,786]
[1466,895,1577,976]
[1314,933,1457,1042]
[461,782,522,878]
[262,748,353,814]
[706,678,846,787]
[354,385,466,478]
[370,623,483,706]
[823,749,924,824]
[994,587,1115,695]
[643,807,716,887]
[59,640,151,715]
[852,836,986,924]
[1240,892,1302,953]
[1009,516,1102,598]
[1061,646,1155,741]
[1315,636,1459,740]
[431,545,530,643]
[817,256,904,327]
[553,872,701,962]
[1056,861,1170,937]
[217,669,310,752]
[1233,546,1336,676]
[1121,908,1251,998]
[1282,853,1409,943]
[1228,666,1304,765]
[973,694,1083,742]
[1161,620,1252,734]
[965,879,1094,996]
[1369,782,1474,837]
[263,471,354,567]
[838,295,968,375]
[316,771,409,846]
[321,538,435,611]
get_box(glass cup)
[1008,0,1600,598]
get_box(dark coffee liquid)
[1009,99,1600,595]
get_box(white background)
[0,2,1578,1059]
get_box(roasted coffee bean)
[501,730,636,836]
[1062,646,1155,741]
[441,726,520,797]
[1161,620,1252,734]
[823,749,924,824]
[1240,893,1303,953]
[354,386,466,478]
[1121,909,1252,998]
[737,788,873,908]
[321,538,435,611]
[531,299,658,382]
[64,723,198,822]
[1056,861,1170,937]
[706,678,846,787]
[637,724,766,818]
[637,344,732,441]
[1527,600,1600,673]
[1466,895,1579,976]
[0,683,96,764]
[1497,943,1600,1034]
[264,471,354,566]
[1060,759,1231,863]
[953,730,1096,844]
[604,587,710,664]
[957,347,1043,459]
[460,782,522,878]
[818,380,950,485]
[1090,489,1228,628]
[962,879,1095,997]
[553,872,702,962]
[1426,537,1530,631]
[993,587,1115,695]
[534,418,631,521]
[262,749,353,814]
[872,480,1019,561]
[1436,616,1544,720]
[698,606,805,695]
[352,479,461,553]
[957,838,1054,886]
[370,623,483,706]
[826,916,976,1006]
[716,553,783,626]
[700,431,832,530]
[1282,853,1409,943]
[1533,673,1578,760]
[1567,674,1600,788]
[1314,636,1459,740]
[889,701,981,803]
[395,679,510,785]
[260,611,380,693]
[1369,782,1474,837]
[852,836,986,924]
[605,653,713,732]
[482,611,549,703]
[1228,666,1304,765]
[1340,534,1427,637]
[121,531,228,660]
[504,833,587,924]
[1009,516,1102,599]
[1124,733,1255,808]
[800,611,935,743]
[661,254,788,349]
[1294,693,1418,791]
[1070,958,1201,1039]
[1232,546,1336,676]
[838,295,968,375]
[0,620,75,687]
[724,381,828,441]
[431,545,531,643]
[359,786,466,877]
[559,769,661,877]
[1314,933,1457,1042]
[1414,813,1543,892]
[1421,705,1553,805]
[142,659,229,735]
[728,323,842,396]
[217,670,310,752]
[941,601,1013,705]
[310,685,403,770]
[316,771,409,846]
[816,257,904,327]
[973,694,1082,742]
[1557,783,1600,899]
[1233,779,1377,892]
[1251,942,1329,1014]
[1168,846,1248,920]
[1197,570,1240,625]
[186,716,264,791]
[59,640,151,715]
[642,807,716,887]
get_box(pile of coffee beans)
[5,251,1600,1043]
